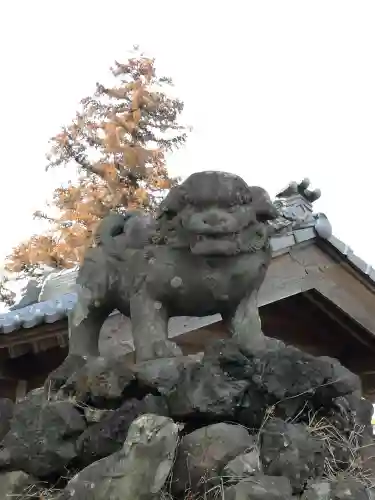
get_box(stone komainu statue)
[46,171,279,390]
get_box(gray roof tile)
[270,234,296,253]
[368,268,375,282]
[347,253,371,275]
[0,293,77,334]
[327,235,351,255]
[293,227,316,243]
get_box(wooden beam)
[0,320,68,349]
[8,344,31,358]
[303,290,375,351]
[316,239,375,294]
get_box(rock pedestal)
[0,337,373,499]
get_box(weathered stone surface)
[59,355,135,408]
[329,394,373,432]
[166,357,248,419]
[172,422,254,496]
[0,396,86,477]
[260,418,324,494]
[204,338,361,428]
[59,414,179,500]
[222,446,261,482]
[224,475,293,500]
[0,398,13,441]
[83,406,114,424]
[132,337,362,433]
[301,480,331,500]
[327,395,375,476]
[331,478,370,500]
[57,335,363,432]
[302,478,371,500]
[0,470,37,498]
[76,394,168,465]
[134,355,202,394]
[319,355,362,400]
[45,354,87,395]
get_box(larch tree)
[5,47,188,283]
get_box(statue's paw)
[44,354,87,396]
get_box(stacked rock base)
[0,337,374,499]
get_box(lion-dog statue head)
[155,170,278,256]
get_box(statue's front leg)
[225,291,267,351]
[130,290,182,363]
[44,306,110,394]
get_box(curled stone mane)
[176,171,254,206]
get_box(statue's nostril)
[203,213,221,226]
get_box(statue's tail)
[94,211,141,260]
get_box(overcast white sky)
[1,1,375,267]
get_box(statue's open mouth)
[190,233,240,256]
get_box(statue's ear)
[249,187,279,222]
[157,186,185,220]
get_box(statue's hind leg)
[130,290,182,362]
[224,291,267,351]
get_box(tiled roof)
[0,293,77,334]
[39,266,79,302]
[1,179,374,335]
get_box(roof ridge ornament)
[270,178,331,239]
[276,178,321,204]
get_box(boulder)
[59,414,179,500]
[328,395,375,476]
[59,355,135,409]
[0,396,86,477]
[134,354,202,394]
[302,478,371,500]
[224,475,293,500]
[204,339,361,428]
[222,447,261,482]
[172,422,254,496]
[301,480,331,500]
[332,478,370,500]
[83,406,114,424]
[45,354,87,394]
[76,394,168,465]
[0,470,37,498]
[165,358,249,420]
[260,418,325,494]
